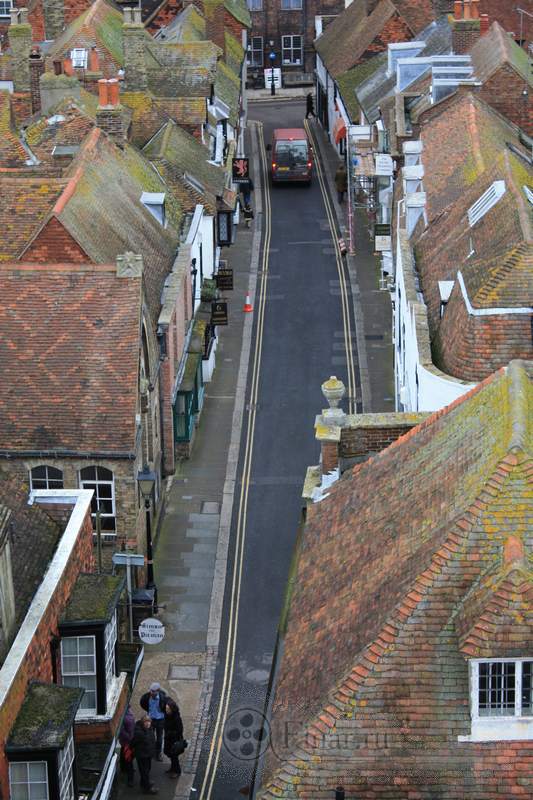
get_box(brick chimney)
[9,8,32,93]
[96,78,127,145]
[204,0,225,58]
[43,0,65,40]
[29,45,44,114]
[122,7,148,91]
[452,0,481,54]
[479,13,489,35]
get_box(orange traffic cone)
[243,293,253,312]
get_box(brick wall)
[435,289,533,382]
[339,416,427,460]
[480,65,533,136]
[452,18,480,53]
[23,217,91,262]
[0,504,94,799]
[356,12,414,64]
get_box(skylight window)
[468,181,506,227]
[71,48,88,68]
[141,192,166,226]
[524,185,533,205]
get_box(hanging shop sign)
[211,300,229,326]
[138,618,165,645]
[374,223,391,252]
[216,267,234,291]
[232,158,250,184]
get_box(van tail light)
[307,161,312,168]
[272,162,277,170]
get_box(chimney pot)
[480,13,489,34]
[20,7,29,23]
[89,46,100,72]
[10,9,20,24]
[463,0,471,19]
[98,77,109,106]
[453,1,462,20]
[470,0,479,19]
[107,77,119,106]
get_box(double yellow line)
[199,119,357,798]
[305,119,356,415]
[199,120,272,799]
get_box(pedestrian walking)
[305,92,315,119]
[243,204,254,228]
[163,699,186,779]
[140,682,168,761]
[132,715,159,795]
[240,177,254,208]
[334,162,348,203]
[119,705,135,787]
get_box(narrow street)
[191,99,360,799]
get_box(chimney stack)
[122,7,148,91]
[96,78,127,145]
[9,8,32,94]
[43,0,65,40]
[29,45,44,114]
[452,0,481,54]
[479,13,489,35]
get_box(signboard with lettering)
[263,68,282,89]
[232,158,250,184]
[138,618,165,645]
[216,267,234,291]
[374,223,391,252]
[211,301,229,326]
[374,154,394,176]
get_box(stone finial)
[116,252,143,277]
[321,376,346,427]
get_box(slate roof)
[414,92,533,311]
[353,15,452,123]
[259,359,533,799]
[143,119,226,213]
[0,262,142,454]
[0,469,62,635]
[47,0,124,74]
[315,0,402,79]
[470,21,532,85]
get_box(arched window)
[79,466,116,533]
[30,465,64,491]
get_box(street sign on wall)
[374,223,391,252]
[211,301,229,326]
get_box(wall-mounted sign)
[374,154,393,176]
[138,618,165,645]
[232,158,250,184]
[374,223,391,252]
[216,267,234,291]
[211,301,228,326]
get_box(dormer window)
[460,659,533,742]
[141,192,166,227]
[70,48,88,69]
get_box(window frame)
[9,760,49,800]
[247,0,262,9]
[70,48,88,68]
[104,611,118,700]
[0,0,12,18]
[60,635,97,714]
[29,464,64,491]
[79,466,116,535]
[281,34,303,66]
[58,731,75,800]
[460,658,533,742]
[281,0,302,8]
[247,36,264,67]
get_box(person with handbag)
[163,700,186,779]
[119,705,135,787]
[132,715,159,795]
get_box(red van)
[268,128,313,185]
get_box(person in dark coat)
[132,715,159,794]
[140,682,168,761]
[305,92,315,119]
[334,162,348,203]
[163,700,185,778]
[240,177,254,208]
[119,705,135,787]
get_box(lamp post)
[137,466,157,610]
[269,41,276,96]
[191,257,198,311]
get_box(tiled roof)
[120,90,170,146]
[259,360,533,798]
[47,0,124,73]
[414,93,532,311]
[143,119,225,212]
[478,0,529,37]
[0,176,65,261]
[393,0,434,34]
[214,59,241,125]
[225,30,245,75]
[337,54,386,122]
[24,100,95,163]
[0,469,61,633]
[354,15,452,123]
[470,21,532,84]
[156,3,206,43]
[223,0,251,27]
[0,263,142,454]
[0,91,31,169]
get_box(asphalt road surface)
[192,98,359,799]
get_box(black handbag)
[171,739,188,756]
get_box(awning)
[333,117,347,144]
